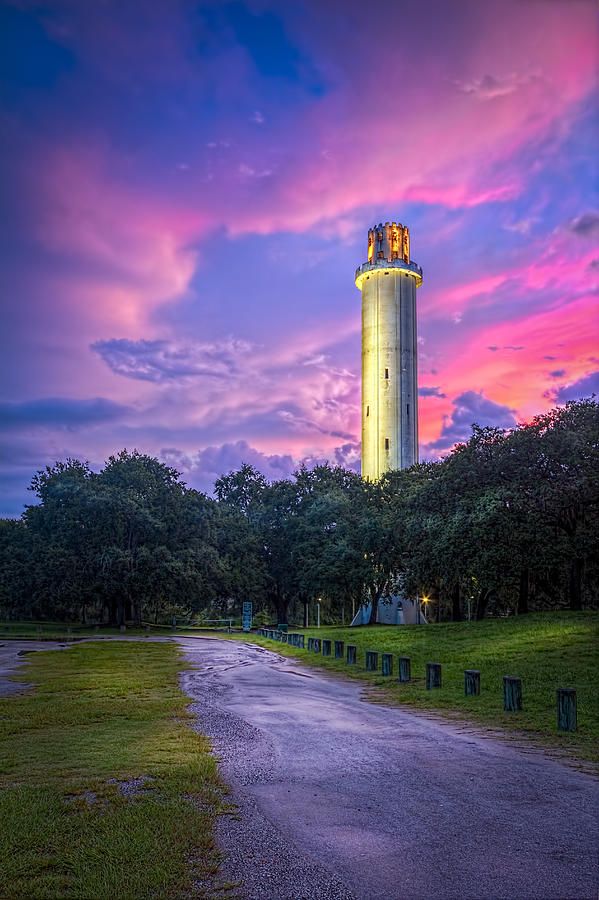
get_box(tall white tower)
[355,221,423,480]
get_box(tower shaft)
[355,222,423,480]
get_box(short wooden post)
[347,644,357,665]
[398,656,411,683]
[503,676,522,711]
[307,637,314,651]
[297,634,305,648]
[464,670,480,696]
[557,688,577,732]
[322,639,332,656]
[313,638,321,653]
[365,650,379,672]
[426,662,442,690]
[334,640,344,659]
[382,653,393,676]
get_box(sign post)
[242,601,253,633]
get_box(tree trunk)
[518,568,529,614]
[368,586,378,625]
[451,582,462,622]
[303,601,309,628]
[475,588,492,621]
[275,593,288,625]
[568,557,584,611]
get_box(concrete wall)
[361,268,418,479]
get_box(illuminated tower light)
[356,221,423,480]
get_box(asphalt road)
[180,638,599,900]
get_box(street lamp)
[316,598,321,628]
[420,596,430,624]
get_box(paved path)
[180,638,599,900]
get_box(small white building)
[350,596,425,626]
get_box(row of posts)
[255,629,578,732]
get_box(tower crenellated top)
[356,220,422,289]
[367,221,410,265]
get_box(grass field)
[0,641,227,899]
[240,612,599,765]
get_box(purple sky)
[1,0,598,515]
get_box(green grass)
[0,641,227,899]
[233,612,599,765]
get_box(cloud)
[569,211,599,237]
[238,163,272,178]
[160,436,361,495]
[424,391,518,454]
[553,370,599,403]
[487,345,524,352]
[549,369,566,378]
[92,337,253,383]
[0,397,130,430]
[456,72,539,101]
[160,440,297,493]
[419,386,446,398]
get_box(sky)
[0,0,598,516]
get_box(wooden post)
[313,638,321,653]
[366,650,379,672]
[426,662,442,690]
[297,634,305,648]
[347,644,357,665]
[503,676,522,711]
[464,670,480,696]
[382,653,393,676]
[334,640,344,659]
[398,656,411,683]
[322,639,332,656]
[557,688,577,732]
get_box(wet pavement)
[0,635,171,696]
[179,638,599,900]
[0,640,69,694]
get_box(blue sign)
[242,601,253,632]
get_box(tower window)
[366,405,369,417]
[385,438,390,450]
[384,368,389,379]
[407,403,410,418]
